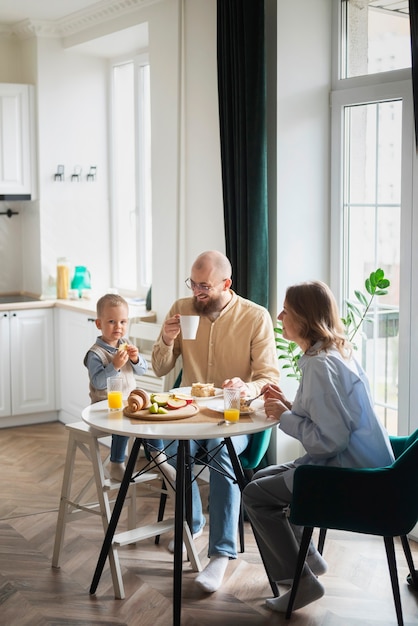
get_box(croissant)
[127,389,150,412]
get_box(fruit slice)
[149,402,159,414]
[166,398,188,410]
[152,393,170,406]
[158,407,169,414]
[118,342,128,352]
[172,393,194,405]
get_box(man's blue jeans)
[163,435,249,559]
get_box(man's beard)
[193,294,223,315]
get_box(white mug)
[180,315,200,340]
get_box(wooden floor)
[1,422,418,626]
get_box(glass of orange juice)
[107,376,123,411]
[223,388,240,423]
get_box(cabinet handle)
[87,317,95,323]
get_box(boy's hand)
[113,349,130,370]
[126,343,139,364]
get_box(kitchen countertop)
[0,294,156,320]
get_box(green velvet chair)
[286,431,418,625]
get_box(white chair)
[52,422,166,598]
[128,320,181,394]
[52,421,201,599]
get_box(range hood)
[0,194,31,201]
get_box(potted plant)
[275,269,391,381]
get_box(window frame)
[109,52,151,299]
[330,2,416,435]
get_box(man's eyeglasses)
[185,278,226,292]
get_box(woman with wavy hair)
[243,280,394,613]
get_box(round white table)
[82,399,279,625]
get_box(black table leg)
[90,437,142,595]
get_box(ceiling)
[0,1,101,25]
[0,1,149,58]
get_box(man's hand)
[162,314,181,346]
[222,377,250,398]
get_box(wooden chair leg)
[286,527,314,619]
[400,535,418,590]
[155,480,168,544]
[384,536,404,626]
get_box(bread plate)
[123,403,199,421]
[170,386,223,402]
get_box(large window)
[332,1,414,435]
[111,55,152,298]
[341,0,411,79]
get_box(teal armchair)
[286,432,418,625]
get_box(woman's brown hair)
[285,281,350,357]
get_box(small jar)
[56,257,71,299]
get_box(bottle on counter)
[56,257,71,299]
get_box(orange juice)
[108,390,123,410]
[224,408,240,423]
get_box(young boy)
[84,293,176,484]
[84,294,148,481]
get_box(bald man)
[152,250,279,592]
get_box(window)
[332,1,414,435]
[341,0,411,79]
[110,55,152,297]
[343,100,401,432]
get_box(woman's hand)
[261,383,292,409]
[264,397,290,421]
[260,383,292,420]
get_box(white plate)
[170,386,223,402]
[209,401,256,416]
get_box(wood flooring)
[1,422,418,625]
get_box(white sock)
[195,556,229,593]
[276,551,328,585]
[109,461,126,482]
[266,574,324,613]
[307,550,328,576]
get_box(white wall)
[275,0,332,400]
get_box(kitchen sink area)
[0,294,42,304]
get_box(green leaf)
[354,291,368,307]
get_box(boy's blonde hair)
[96,294,128,318]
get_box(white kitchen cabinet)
[0,308,56,421]
[0,83,34,198]
[56,308,98,422]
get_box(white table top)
[81,399,279,440]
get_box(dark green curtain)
[217,0,269,309]
[410,0,418,150]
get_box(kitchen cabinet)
[0,308,55,421]
[56,308,98,422]
[0,83,34,198]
